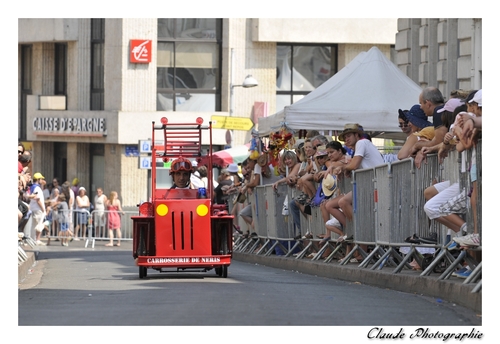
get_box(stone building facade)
[19,18,481,208]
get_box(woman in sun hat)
[397,105,434,160]
[227,163,242,184]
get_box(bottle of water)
[198,187,207,199]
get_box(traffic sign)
[211,115,254,131]
[139,156,152,169]
[139,140,152,153]
[139,140,167,153]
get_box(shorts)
[94,212,106,226]
[75,210,88,225]
[424,182,460,219]
[32,210,45,233]
[326,217,341,228]
[439,189,467,215]
[433,180,451,193]
[239,204,252,218]
[60,223,69,232]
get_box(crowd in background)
[17,150,125,247]
[213,87,482,275]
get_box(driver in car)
[170,157,195,189]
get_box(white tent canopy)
[258,46,423,137]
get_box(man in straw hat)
[332,123,384,228]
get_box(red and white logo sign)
[130,39,152,63]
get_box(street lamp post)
[228,48,258,147]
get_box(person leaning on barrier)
[419,92,478,264]
[295,135,329,205]
[421,102,468,163]
[61,181,75,239]
[461,112,481,140]
[327,124,384,263]
[238,156,261,236]
[288,143,310,239]
[190,160,204,189]
[295,138,317,204]
[55,193,71,247]
[226,160,250,230]
[411,97,464,167]
[411,88,450,166]
[105,191,125,247]
[450,89,482,252]
[332,124,384,224]
[214,168,232,205]
[419,86,445,128]
[320,141,350,240]
[94,187,108,239]
[397,105,433,160]
[74,186,91,240]
[272,150,301,190]
[397,108,412,137]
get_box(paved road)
[18,240,482,334]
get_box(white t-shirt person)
[354,139,384,169]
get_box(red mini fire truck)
[132,117,233,278]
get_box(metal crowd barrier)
[44,209,137,248]
[233,141,482,291]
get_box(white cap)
[292,139,305,149]
[469,89,482,107]
[227,163,239,173]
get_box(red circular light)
[139,202,154,217]
[161,117,168,125]
[196,117,204,125]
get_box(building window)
[91,19,105,110]
[54,43,67,95]
[157,19,221,112]
[20,45,32,140]
[276,44,337,111]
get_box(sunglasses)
[18,150,24,154]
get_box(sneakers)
[453,233,480,247]
[454,267,472,279]
[62,242,69,247]
[73,237,80,241]
[35,240,46,246]
[447,242,459,251]
[451,267,468,278]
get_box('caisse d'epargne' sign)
[33,117,106,135]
